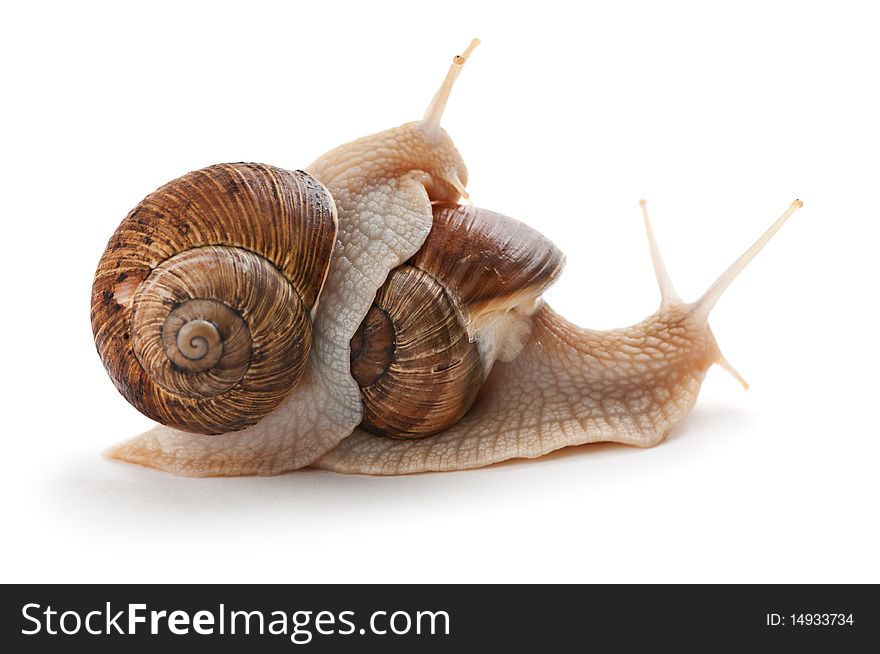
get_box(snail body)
[93,41,802,476]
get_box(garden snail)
[91,40,802,476]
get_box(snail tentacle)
[317,201,804,475]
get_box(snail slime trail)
[91,40,804,477]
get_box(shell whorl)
[349,204,565,439]
[91,163,337,434]
[351,265,485,439]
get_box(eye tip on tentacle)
[641,198,803,391]
[690,198,803,323]
[639,198,803,321]
[421,38,480,137]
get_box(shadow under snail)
[91,40,803,477]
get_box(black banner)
[1,584,875,651]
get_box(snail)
[91,40,802,476]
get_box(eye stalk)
[639,198,804,389]
[690,199,804,322]
[421,38,480,138]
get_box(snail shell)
[91,163,337,434]
[350,203,564,438]
[93,41,802,477]
[350,264,486,438]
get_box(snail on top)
[91,40,802,476]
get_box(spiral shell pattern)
[91,164,337,434]
[348,204,565,439]
[350,264,485,438]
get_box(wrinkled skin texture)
[103,44,798,477]
[311,197,802,475]
[106,123,467,476]
[316,303,721,475]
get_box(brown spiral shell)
[351,264,485,438]
[350,204,565,439]
[91,163,337,434]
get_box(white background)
[1,0,877,583]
